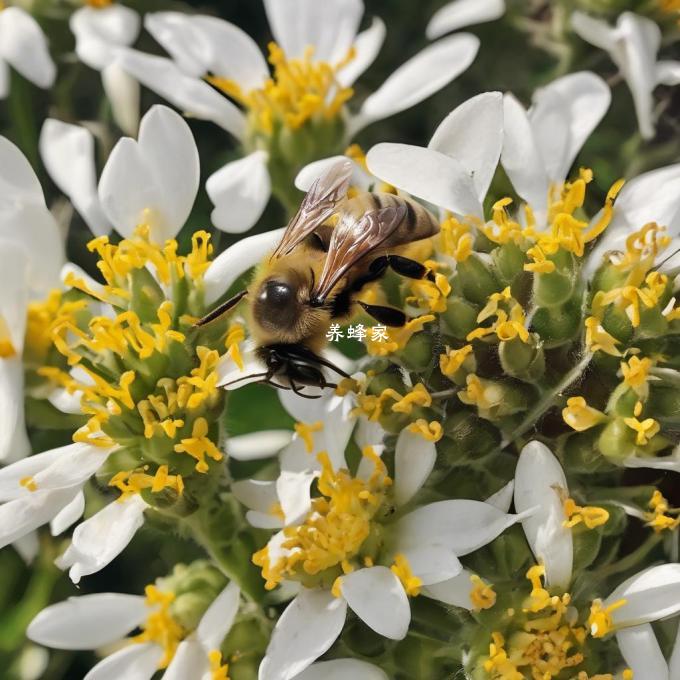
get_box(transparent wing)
[270,159,352,259]
[312,205,406,303]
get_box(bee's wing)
[271,160,353,259]
[312,205,406,303]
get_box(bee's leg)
[357,301,407,327]
[385,255,436,282]
[193,289,248,327]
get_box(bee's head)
[252,274,309,338]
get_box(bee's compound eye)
[260,280,294,307]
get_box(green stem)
[591,533,663,584]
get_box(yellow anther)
[623,413,660,446]
[132,585,184,669]
[440,344,474,379]
[294,421,323,453]
[391,383,431,414]
[109,465,184,501]
[469,574,496,611]
[253,449,390,590]
[585,317,622,356]
[562,396,607,432]
[174,417,223,473]
[20,476,38,492]
[364,314,435,356]
[469,290,529,344]
[331,576,344,598]
[458,374,504,419]
[208,650,230,680]
[344,144,368,171]
[439,216,475,260]
[588,598,627,638]
[406,272,451,313]
[85,0,114,7]
[225,324,245,371]
[563,497,609,529]
[644,490,680,532]
[210,43,354,136]
[391,554,422,596]
[407,419,443,442]
[621,356,652,398]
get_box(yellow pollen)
[208,650,230,680]
[344,144,368,171]
[407,419,443,442]
[563,498,609,529]
[209,43,355,135]
[406,272,451,313]
[391,383,432,414]
[391,554,422,596]
[225,323,245,371]
[174,417,223,473]
[252,448,391,590]
[644,490,680,532]
[469,574,496,611]
[621,356,652,397]
[19,476,38,492]
[584,317,622,356]
[132,585,184,669]
[588,598,627,638]
[85,0,114,7]
[562,396,607,432]
[468,289,529,344]
[294,421,324,453]
[458,374,504,419]
[439,216,475,261]
[623,413,660,446]
[109,465,184,501]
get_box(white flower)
[254,424,528,680]
[115,0,480,233]
[97,104,200,243]
[500,71,610,220]
[0,5,55,98]
[616,617,680,680]
[27,580,240,680]
[513,440,573,590]
[426,0,505,39]
[70,1,141,134]
[366,91,506,221]
[571,11,680,140]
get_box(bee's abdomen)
[348,192,439,247]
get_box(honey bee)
[197,160,439,396]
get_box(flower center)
[209,43,355,137]
[209,650,231,680]
[132,585,185,669]
[252,447,392,590]
[644,490,680,532]
[85,0,114,6]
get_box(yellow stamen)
[208,650,230,680]
[470,574,496,611]
[439,344,474,379]
[588,598,627,638]
[563,497,609,529]
[174,417,223,473]
[20,476,38,492]
[585,317,621,356]
[294,421,324,453]
[391,554,422,596]
[623,414,660,446]
[407,419,443,442]
[562,396,607,432]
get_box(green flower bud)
[598,417,670,463]
[492,242,528,285]
[439,411,500,465]
[455,254,501,305]
[441,296,479,339]
[531,296,582,346]
[499,335,545,383]
[399,330,435,371]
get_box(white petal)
[606,564,680,627]
[340,566,410,639]
[657,60,680,86]
[337,17,385,87]
[160,640,209,680]
[33,443,109,490]
[197,581,240,651]
[622,453,680,472]
[70,5,140,70]
[0,134,45,203]
[278,387,337,424]
[101,63,140,137]
[50,490,85,536]
[57,495,147,583]
[426,0,505,39]
[228,430,293,461]
[0,358,30,463]
[295,659,388,680]
[206,151,271,234]
[246,510,284,530]
[669,620,680,680]
[354,416,386,449]
[570,11,618,52]
[616,624,669,680]
[530,71,610,183]
[428,91,503,203]
[397,543,462,586]
[617,13,661,140]
[0,59,8,99]
[0,8,56,89]
[0,487,80,549]
[259,589,348,680]
[263,0,363,63]
[354,34,479,133]
[295,156,372,193]
[394,428,436,506]
[394,499,525,557]
[139,105,200,239]
[116,49,246,138]
[216,346,266,390]
[84,642,162,680]
[277,470,316,525]
[27,593,148,649]
[421,568,476,609]
[149,13,269,90]
[485,481,514,513]
[514,440,572,590]
[500,94,549,210]
[366,143,482,218]
[0,444,68,502]
[39,119,111,236]
[232,479,278,513]
[13,531,39,563]
[204,227,285,304]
